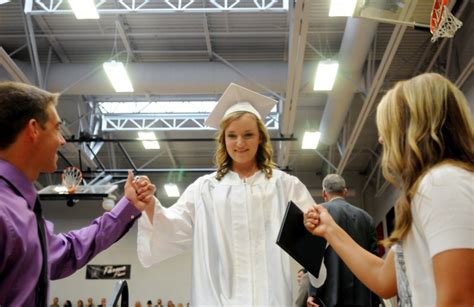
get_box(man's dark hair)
[0,82,58,149]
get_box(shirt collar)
[0,159,38,209]
[223,169,264,184]
[329,196,345,202]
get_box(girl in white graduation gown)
[137,84,315,306]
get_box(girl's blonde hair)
[214,111,276,180]
[376,73,474,247]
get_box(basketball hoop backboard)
[38,184,118,201]
[354,0,431,27]
[352,0,462,41]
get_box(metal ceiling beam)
[203,14,213,61]
[0,47,31,83]
[23,0,43,87]
[0,30,343,39]
[65,136,298,143]
[33,15,70,63]
[455,58,473,87]
[101,113,280,131]
[117,142,138,172]
[211,53,283,100]
[159,131,179,168]
[27,0,289,14]
[8,44,28,57]
[278,0,312,168]
[107,141,118,169]
[85,143,106,170]
[115,19,136,62]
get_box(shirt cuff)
[139,196,163,229]
[112,197,142,222]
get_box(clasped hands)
[124,170,156,211]
[303,204,335,238]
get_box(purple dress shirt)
[0,160,141,306]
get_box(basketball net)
[430,4,463,42]
[62,166,83,194]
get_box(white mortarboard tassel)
[205,83,277,129]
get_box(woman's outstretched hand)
[303,204,334,238]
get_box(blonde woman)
[304,73,474,306]
[137,84,315,306]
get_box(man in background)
[307,174,380,307]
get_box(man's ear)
[342,187,348,198]
[26,118,41,140]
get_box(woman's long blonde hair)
[376,73,474,247]
[214,111,276,180]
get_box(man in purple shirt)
[0,82,156,306]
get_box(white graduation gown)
[137,169,315,306]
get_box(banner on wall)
[86,264,131,279]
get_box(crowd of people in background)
[50,297,190,307]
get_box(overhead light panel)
[103,60,134,92]
[302,131,321,149]
[68,0,99,19]
[313,60,339,91]
[0,0,11,5]
[329,0,357,16]
[164,183,180,198]
[138,132,160,150]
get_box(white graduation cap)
[205,83,277,129]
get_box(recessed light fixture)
[68,0,99,19]
[302,131,321,149]
[103,60,134,92]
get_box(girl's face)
[224,113,261,168]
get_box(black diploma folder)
[276,200,327,277]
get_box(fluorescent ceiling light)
[164,183,180,198]
[302,131,321,149]
[103,60,134,93]
[313,60,339,91]
[0,0,11,5]
[138,132,160,150]
[68,0,99,19]
[329,0,357,16]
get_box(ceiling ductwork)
[319,18,378,145]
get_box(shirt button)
[131,215,135,220]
